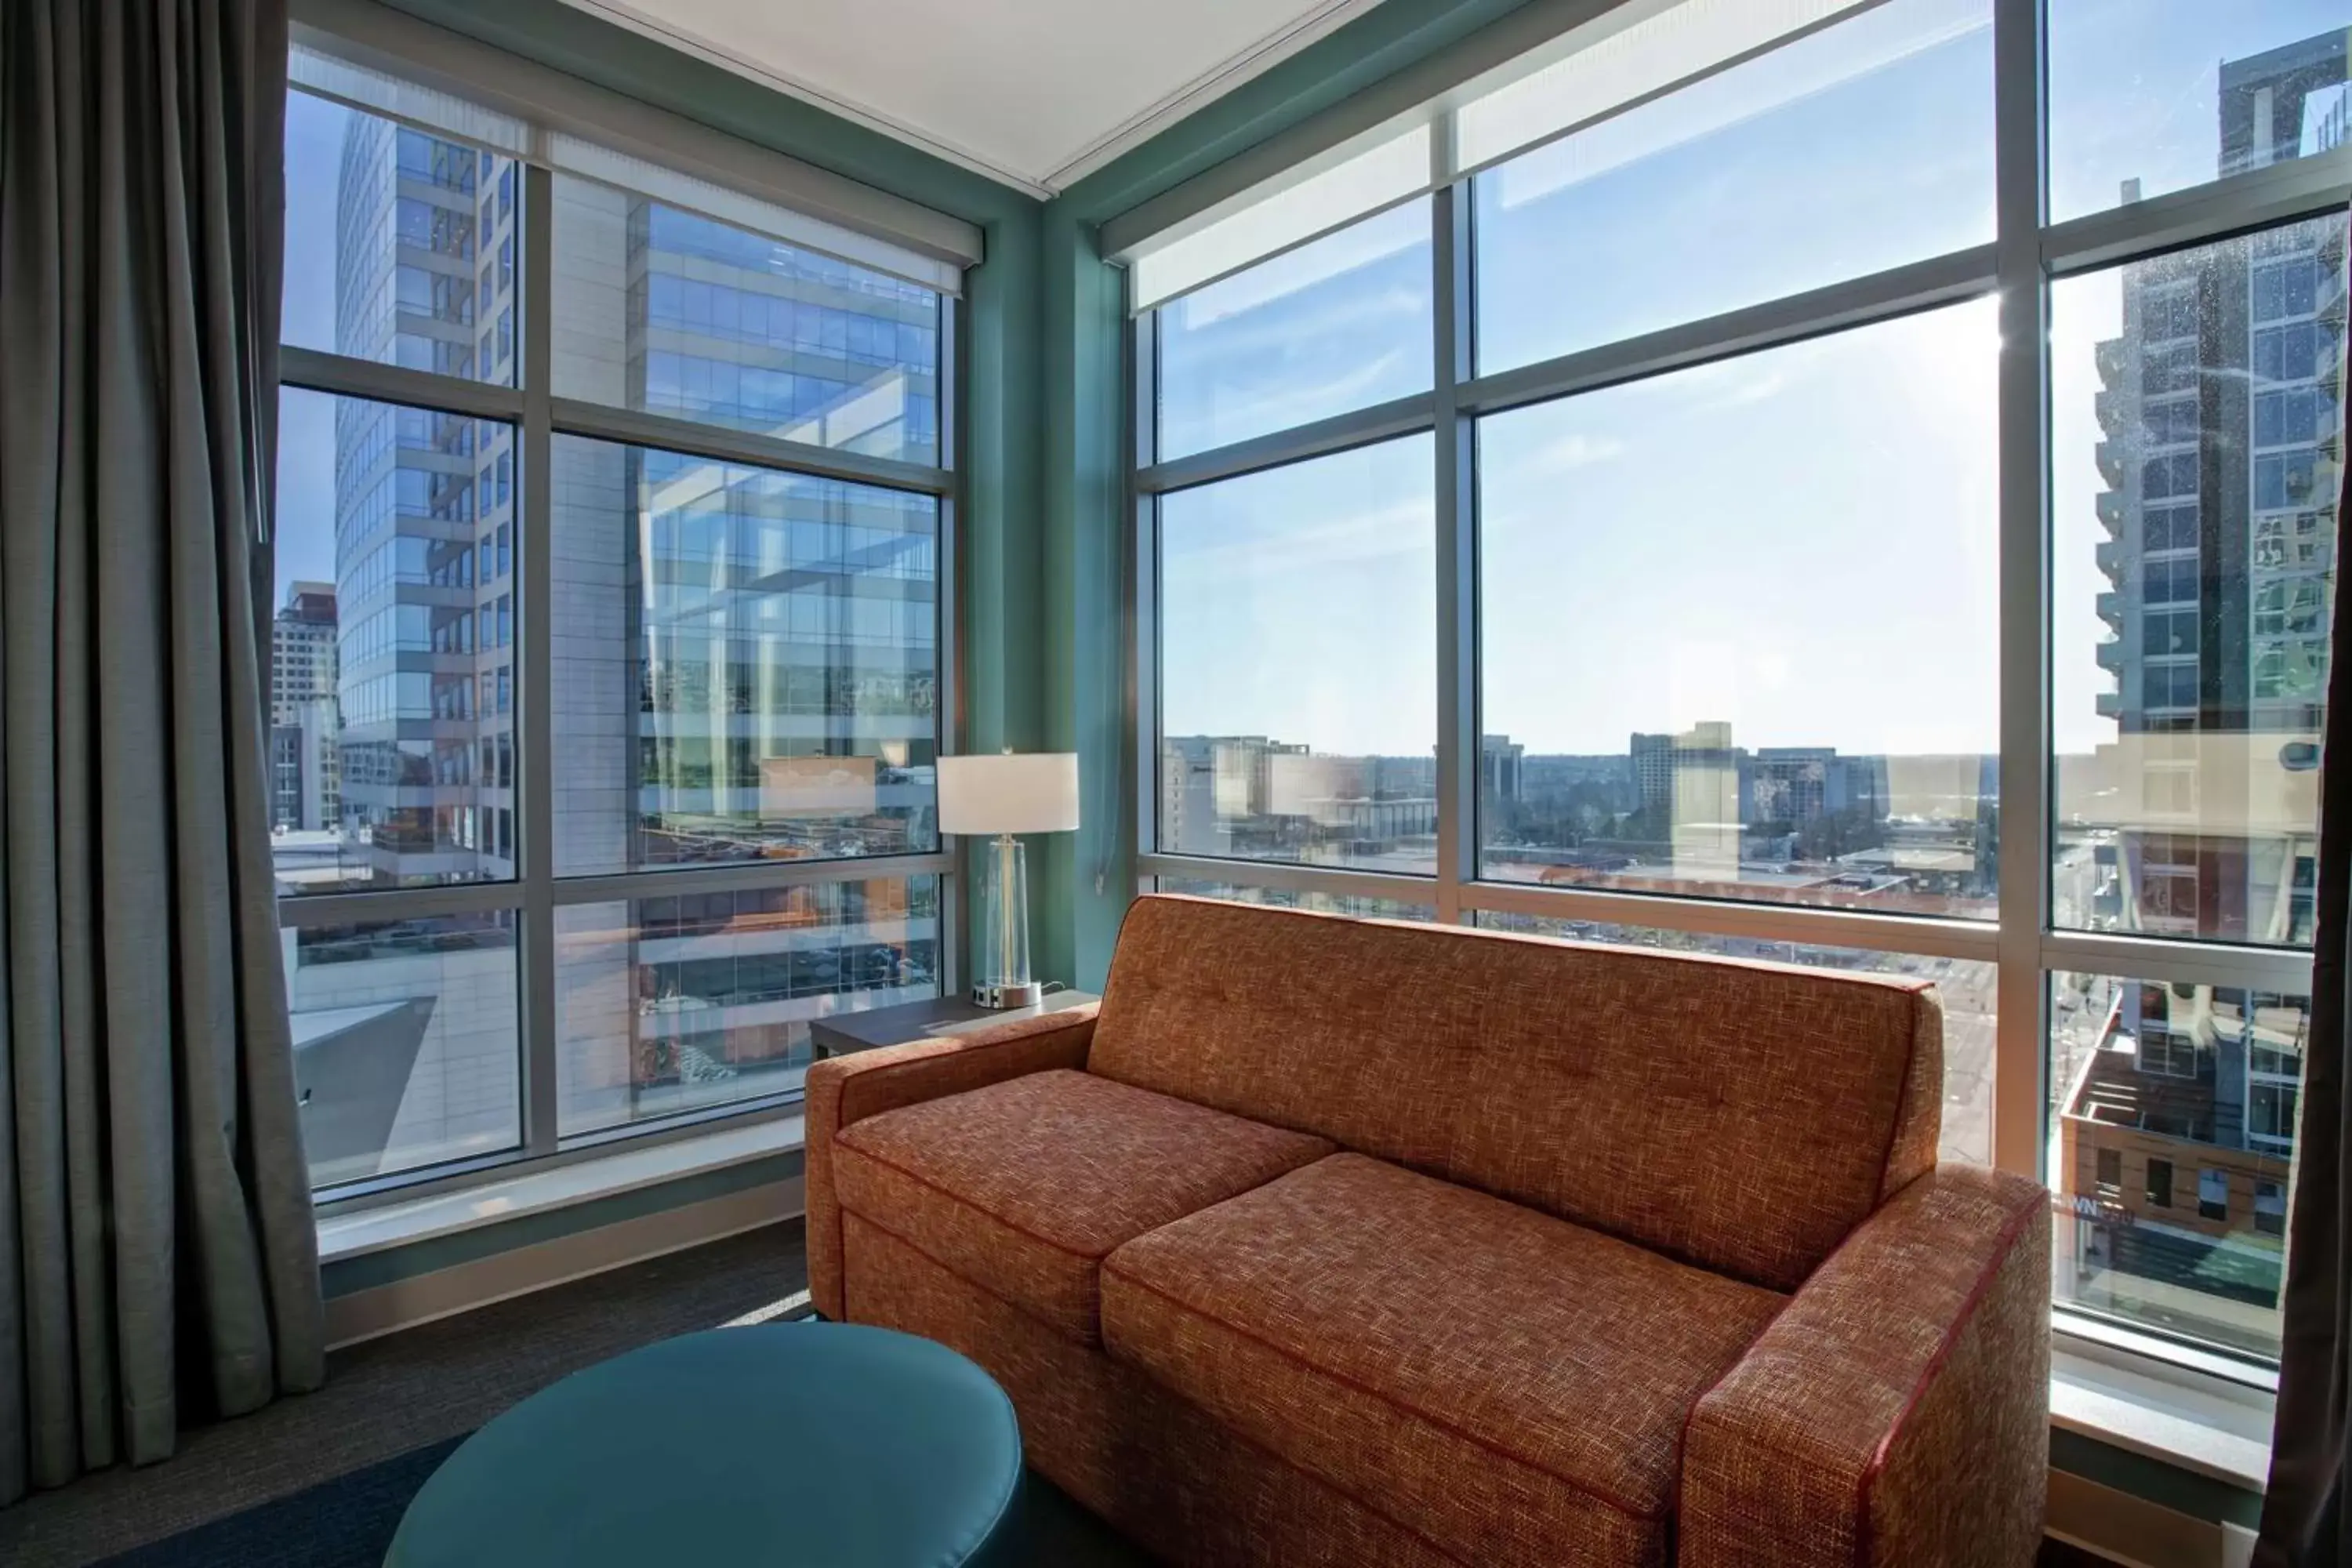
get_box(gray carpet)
[0,1225,811,1567]
[0,1218,2114,1566]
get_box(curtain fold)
[2260,405,2352,1563]
[0,0,323,1506]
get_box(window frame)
[280,58,966,1214]
[1125,0,2339,1384]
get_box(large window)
[1156,436,1436,874]
[2052,973,2307,1359]
[275,62,958,1194]
[1131,0,2346,1376]
[1479,304,1999,917]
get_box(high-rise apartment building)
[330,118,517,887]
[2065,31,2344,1354]
[2091,32,2343,946]
[270,580,340,833]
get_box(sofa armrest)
[1679,1163,2051,1568]
[804,1004,1099,1319]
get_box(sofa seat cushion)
[833,1069,1333,1345]
[1100,1154,1787,1568]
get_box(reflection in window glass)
[1472,0,1991,376]
[270,389,518,894]
[1478,301,1999,917]
[1152,877,1433,923]
[549,436,939,877]
[1478,913,1992,1166]
[281,91,515,385]
[1154,200,1432,460]
[2049,971,2305,1359]
[287,914,521,1187]
[1157,436,1436,875]
[2049,2,2352,223]
[550,176,941,465]
[2051,219,2342,946]
[554,878,939,1136]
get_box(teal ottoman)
[385,1323,1022,1566]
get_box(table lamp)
[938,750,1080,1008]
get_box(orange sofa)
[808,895,2051,1566]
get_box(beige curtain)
[0,0,325,1504]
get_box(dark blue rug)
[95,1437,463,1567]
[95,1436,1142,1566]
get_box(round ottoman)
[384,1323,1022,1566]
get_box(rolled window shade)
[1116,0,1970,315]
[289,27,967,296]
[547,136,963,295]
[1130,125,1432,313]
[1452,0,1884,174]
[292,38,531,158]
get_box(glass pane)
[550,435,938,877]
[554,877,941,1137]
[1478,300,2000,917]
[2052,217,2342,946]
[281,90,516,385]
[2050,971,2304,1359]
[286,913,521,1188]
[271,389,518,894]
[1476,913,1992,1165]
[550,175,942,466]
[2049,2,2352,223]
[1152,877,1435,922]
[1472,0,1992,376]
[1157,434,1436,876]
[1154,199,1433,461]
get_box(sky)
[1157,0,2352,761]
[277,90,358,593]
[273,1,2352,763]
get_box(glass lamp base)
[973,834,1039,1009]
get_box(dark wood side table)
[808,989,1101,1062]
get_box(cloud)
[1529,430,1628,473]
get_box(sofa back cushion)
[1087,896,1944,1292]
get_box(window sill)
[315,1115,805,1265]
[2052,1329,2274,1492]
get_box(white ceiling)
[559,0,1386,197]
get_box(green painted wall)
[2048,1428,2264,1531]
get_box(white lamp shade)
[938,753,1081,835]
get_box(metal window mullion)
[549,853,957,907]
[1138,853,1440,910]
[938,293,965,1000]
[281,882,526,926]
[1136,391,1439,494]
[1458,878,2004,966]
[1457,244,2000,419]
[519,162,559,1160]
[280,343,526,421]
[2038,931,2315,995]
[2042,149,2352,277]
[546,396,953,497]
[1433,172,1475,926]
[1991,0,2049,1181]
[1134,306,1163,862]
